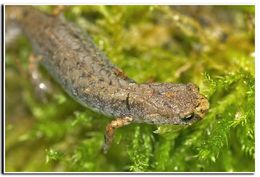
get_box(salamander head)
[133,83,209,125]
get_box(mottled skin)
[5,6,209,153]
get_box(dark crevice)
[126,92,130,111]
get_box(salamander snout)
[194,94,209,118]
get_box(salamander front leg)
[52,5,66,16]
[103,117,133,154]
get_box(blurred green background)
[5,5,254,172]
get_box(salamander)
[5,6,209,153]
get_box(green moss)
[5,5,254,172]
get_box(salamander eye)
[183,113,194,120]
